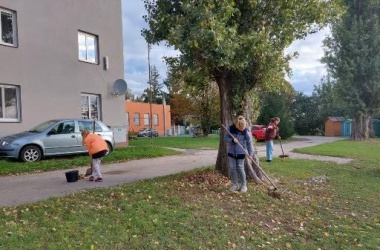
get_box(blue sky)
[122,0,329,96]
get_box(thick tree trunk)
[242,92,263,183]
[215,71,233,177]
[368,115,375,138]
[214,71,263,183]
[351,113,371,140]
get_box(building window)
[126,112,129,126]
[78,31,98,64]
[153,114,158,125]
[0,84,20,122]
[0,8,17,47]
[144,113,149,126]
[78,120,102,132]
[81,94,101,119]
[133,112,140,126]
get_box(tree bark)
[351,113,371,140]
[242,93,263,183]
[368,115,375,138]
[214,70,233,177]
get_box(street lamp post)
[148,43,153,143]
[162,92,166,136]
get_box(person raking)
[265,117,281,162]
[81,129,108,182]
[223,115,254,192]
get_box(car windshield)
[28,120,57,133]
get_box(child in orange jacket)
[81,129,108,182]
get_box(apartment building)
[125,101,171,136]
[0,0,127,143]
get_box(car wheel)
[154,133,158,137]
[106,142,113,155]
[20,145,42,162]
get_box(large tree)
[142,0,342,175]
[322,0,380,140]
[257,92,294,139]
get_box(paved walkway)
[256,136,353,164]
[0,136,352,207]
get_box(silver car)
[0,119,115,162]
[137,128,159,137]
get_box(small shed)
[341,119,352,137]
[372,119,380,137]
[324,117,345,137]
[328,118,380,137]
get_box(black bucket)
[65,170,79,182]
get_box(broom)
[221,124,281,198]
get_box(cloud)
[286,28,331,95]
[122,0,174,94]
[122,0,330,96]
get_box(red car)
[251,125,266,141]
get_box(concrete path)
[257,135,353,164]
[0,136,352,207]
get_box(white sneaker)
[229,184,239,191]
[240,185,248,192]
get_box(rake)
[279,137,289,158]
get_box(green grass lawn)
[129,134,221,149]
[0,137,379,249]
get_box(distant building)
[324,117,380,137]
[125,101,171,136]
[0,0,126,144]
[324,117,345,137]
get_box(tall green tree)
[312,75,348,133]
[164,63,220,132]
[257,92,294,139]
[322,0,380,140]
[289,92,320,135]
[187,81,220,136]
[142,0,342,175]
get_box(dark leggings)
[92,149,108,159]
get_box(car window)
[29,120,57,132]
[78,121,102,132]
[49,121,75,135]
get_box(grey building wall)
[0,0,126,142]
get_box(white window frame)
[133,112,140,126]
[0,8,17,47]
[78,31,98,64]
[153,114,158,126]
[81,93,101,120]
[0,84,21,122]
[125,112,129,126]
[144,113,149,126]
